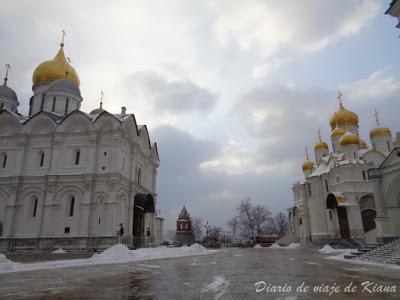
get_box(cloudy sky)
[1,0,399,230]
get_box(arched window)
[65,98,69,114]
[1,153,7,168]
[39,151,45,167]
[40,94,45,111]
[52,96,56,111]
[74,150,80,165]
[138,168,142,185]
[68,196,75,217]
[32,197,38,218]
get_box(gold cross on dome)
[3,64,11,85]
[61,30,67,46]
[337,90,343,106]
[374,109,381,127]
[100,91,104,108]
[305,146,310,160]
[317,128,322,141]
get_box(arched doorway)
[359,194,376,233]
[326,194,350,240]
[133,194,155,246]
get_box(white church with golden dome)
[288,92,400,245]
[0,36,163,250]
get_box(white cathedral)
[0,38,163,250]
[288,93,400,245]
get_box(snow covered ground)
[0,243,211,274]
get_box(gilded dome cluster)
[32,43,80,87]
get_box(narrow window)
[329,210,332,220]
[39,151,45,167]
[299,218,303,225]
[65,98,69,114]
[387,141,391,152]
[52,97,56,111]
[0,103,3,110]
[325,179,329,193]
[40,94,45,111]
[373,142,376,150]
[362,171,367,181]
[32,197,38,218]
[353,152,356,159]
[138,168,142,185]
[2,153,7,168]
[98,217,101,224]
[74,150,80,165]
[69,196,75,217]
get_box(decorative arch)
[138,125,152,151]
[122,116,139,141]
[359,194,376,233]
[24,112,57,134]
[326,193,338,209]
[93,111,121,131]
[54,185,84,204]
[58,111,91,132]
[386,174,400,208]
[0,111,22,136]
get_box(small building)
[174,206,194,245]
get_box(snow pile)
[286,243,301,249]
[0,254,21,272]
[254,244,262,249]
[0,243,211,274]
[88,243,209,264]
[52,248,66,254]
[318,245,355,255]
[269,243,300,249]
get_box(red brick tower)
[174,206,194,245]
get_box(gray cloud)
[124,71,217,114]
[150,125,296,230]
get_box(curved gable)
[58,110,92,133]
[122,115,139,141]
[94,111,121,131]
[0,110,22,136]
[24,112,57,134]
[138,125,152,152]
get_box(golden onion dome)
[329,103,359,129]
[32,44,80,87]
[302,160,314,171]
[339,132,360,146]
[369,127,391,139]
[315,141,328,150]
[331,127,346,138]
[359,138,368,149]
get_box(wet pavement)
[1,247,400,299]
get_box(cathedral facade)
[0,39,163,250]
[289,93,400,245]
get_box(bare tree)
[252,205,271,236]
[237,197,256,238]
[227,216,240,236]
[209,226,222,244]
[273,212,289,236]
[191,217,203,242]
[264,212,289,236]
